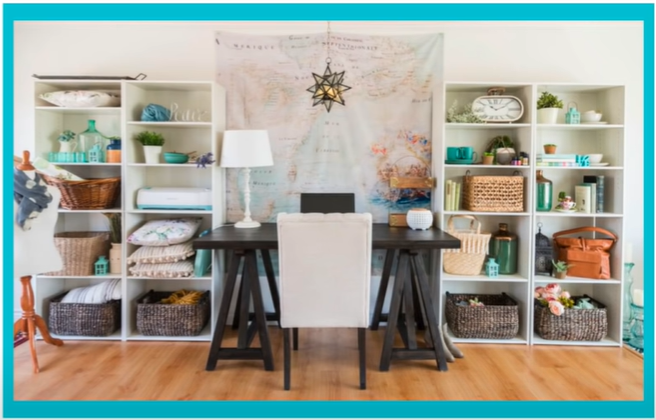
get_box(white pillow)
[129,261,194,278]
[127,241,196,264]
[127,218,202,246]
[61,279,121,303]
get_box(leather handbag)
[552,227,618,279]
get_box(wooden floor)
[14,328,643,401]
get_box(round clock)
[472,87,524,123]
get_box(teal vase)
[622,262,634,342]
[78,120,106,161]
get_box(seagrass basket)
[445,292,519,339]
[41,174,121,210]
[136,290,210,336]
[534,294,607,341]
[462,170,524,212]
[443,215,491,276]
[48,292,121,336]
[45,231,110,276]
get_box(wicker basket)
[45,231,110,276]
[136,290,210,336]
[443,215,491,276]
[48,292,121,336]
[462,170,524,212]
[534,294,608,341]
[445,292,519,339]
[41,174,121,210]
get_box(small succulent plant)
[552,260,573,272]
[537,92,564,109]
[134,131,165,146]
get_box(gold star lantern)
[307,23,351,112]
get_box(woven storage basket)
[40,173,120,210]
[48,292,121,336]
[136,290,210,336]
[443,215,491,276]
[534,294,607,341]
[462,170,524,212]
[445,292,519,339]
[45,231,110,276]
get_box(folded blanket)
[62,279,121,304]
[13,169,53,231]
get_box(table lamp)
[220,130,274,228]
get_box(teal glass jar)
[78,120,106,161]
[536,170,553,212]
[622,262,634,342]
[488,223,518,275]
[629,303,643,350]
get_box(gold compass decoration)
[307,58,351,112]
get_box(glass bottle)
[488,223,518,274]
[106,138,122,163]
[622,262,635,342]
[78,120,106,161]
[629,303,643,350]
[536,170,553,212]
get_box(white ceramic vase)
[143,145,162,164]
[537,108,560,124]
[58,140,77,153]
[406,208,433,230]
[109,243,122,274]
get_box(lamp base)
[235,220,261,229]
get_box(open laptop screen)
[300,193,355,213]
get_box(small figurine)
[555,192,576,211]
[196,152,215,168]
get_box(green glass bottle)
[78,120,106,162]
[488,223,518,274]
[536,170,553,212]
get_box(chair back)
[277,212,372,329]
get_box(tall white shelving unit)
[436,82,627,347]
[32,79,226,342]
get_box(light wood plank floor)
[14,328,643,400]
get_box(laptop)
[300,193,355,213]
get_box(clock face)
[472,95,524,122]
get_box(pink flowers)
[535,283,575,316]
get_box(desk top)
[194,223,460,250]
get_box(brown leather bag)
[552,227,618,279]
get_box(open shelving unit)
[32,79,226,342]
[436,82,626,347]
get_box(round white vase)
[537,108,560,124]
[143,145,162,164]
[406,208,433,230]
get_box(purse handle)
[447,215,481,234]
[552,226,618,243]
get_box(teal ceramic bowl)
[164,152,189,164]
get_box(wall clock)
[472,87,524,123]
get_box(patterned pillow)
[127,241,196,264]
[129,261,194,278]
[127,218,202,246]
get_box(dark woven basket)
[136,290,210,336]
[445,292,519,339]
[534,294,607,341]
[48,292,121,336]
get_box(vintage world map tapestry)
[215,31,444,226]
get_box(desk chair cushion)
[277,213,372,329]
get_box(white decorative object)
[406,208,433,230]
[586,154,603,164]
[136,187,212,211]
[632,289,644,307]
[143,145,162,164]
[220,130,274,228]
[537,108,559,124]
[581,110,603,123]
[39,90,120,108]
[472,88,524,122]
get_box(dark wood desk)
[194,223,460,372]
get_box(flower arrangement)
[534,283,574,316]
[102,213,122,244]
[446,100,484,123]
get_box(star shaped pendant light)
[307,58,351,113]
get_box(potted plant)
[103,213,122,274]
[485,135,515,165]
[552,260,573,279]
[544,144,557,154]
[537,91,563,124]
[482,152,495,165]
[57,129,77,153]
[134,131,165,164]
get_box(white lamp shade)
[220,130,274,168]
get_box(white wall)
[12,22,645,318]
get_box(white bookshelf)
[33,79,226,342]
[436,82,626,347]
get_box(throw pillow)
[127,218,202,246]
[129,261,194,278]
[127,241,196,264]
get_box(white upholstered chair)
[277,212,372,390]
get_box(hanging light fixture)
[306,21,351,112]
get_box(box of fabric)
[48,279,121,336]
[136,289,210,336]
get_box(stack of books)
[445,180,461,211]
[574,175,605,213]
[536,154,578,167]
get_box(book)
[454,182,461,211]
[581,182,597,213]
[575,185,592,214]
[584,175,605,213]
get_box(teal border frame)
[3,3,653,418]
